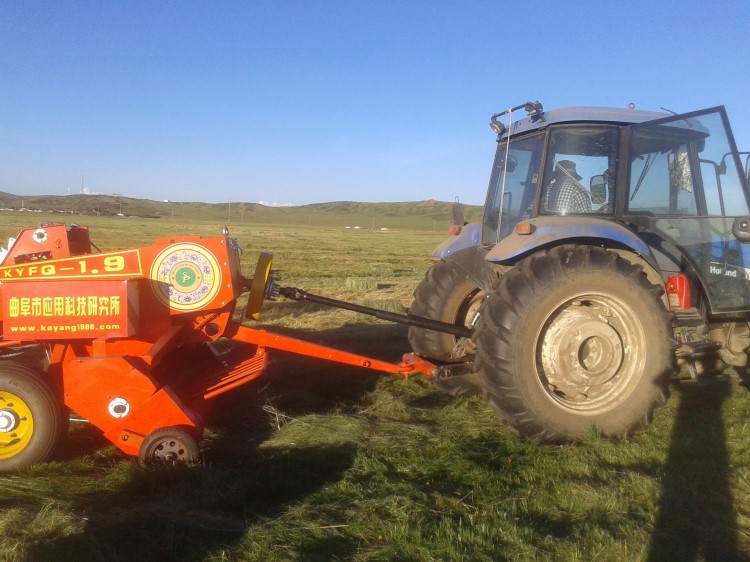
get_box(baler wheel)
[139,426,200,464]
[0,362,62,471]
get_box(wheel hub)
[150,439,189,462]
[450,289,485,360]
[541,304,624,399]
[0,408,20,433]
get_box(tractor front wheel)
[0,362,62,471]
[475,246,674,442]
[409,258,487,396]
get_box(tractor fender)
[428,245,507,293]
[432,223,482,258]
[484,216,657,270]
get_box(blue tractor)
[409,102,750,441]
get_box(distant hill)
[0,192,483,231]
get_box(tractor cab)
[479,104,750,315]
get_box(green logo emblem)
[175,266,197,288]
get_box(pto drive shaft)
[277,286,472,339]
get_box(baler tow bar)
[228,278,474,379]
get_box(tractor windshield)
[481,133,544,246]
[626,107,750,312]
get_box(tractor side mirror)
[732,217,750,243]
[590,175,607,205]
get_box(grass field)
[2,214,750,561]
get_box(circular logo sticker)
[150,243,222,311]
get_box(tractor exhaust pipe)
[278,286,472,339]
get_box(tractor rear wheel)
[409,258,487,396]
[475,245,674,442]
[0,362,62,471]
[139,426,200,464]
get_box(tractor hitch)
[277,286,473,339]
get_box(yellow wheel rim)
[0,391,34,460]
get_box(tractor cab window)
[481,133,544,246]
[627,107,750,312]
[539,126,619,216]
[628,142,698,215]
[627,109,749,217]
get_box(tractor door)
[624,107,750,313]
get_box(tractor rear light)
[666,274,691,309]
[449,225,462,235]
[515,222,535,235]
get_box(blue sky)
[2,1,749,206]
